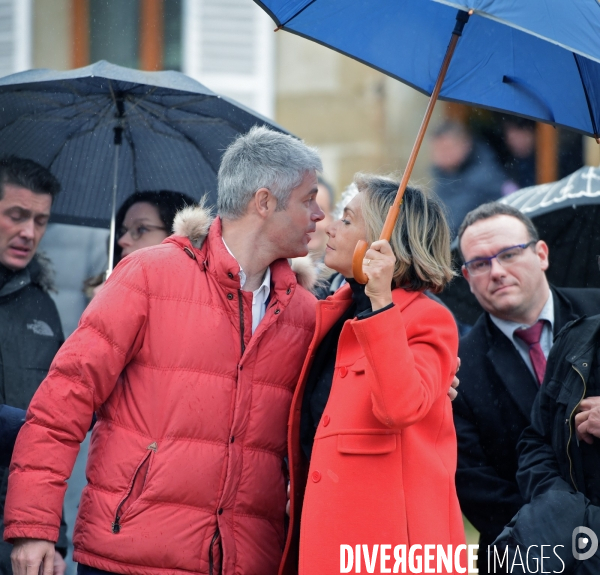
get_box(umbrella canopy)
[255,0,600,138]
[503,166,600,289]
[436,0,600,63]
[439,166,600,326]
[0,60,288,227]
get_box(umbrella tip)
[596,136,600,145]
[468,9,474,15]
[274,25,283,32]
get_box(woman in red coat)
[281,174,465,575]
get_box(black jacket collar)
[0,255,54,299]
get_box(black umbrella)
[439,166,600,326]
[0,60,288,270]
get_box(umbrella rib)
[44,107,115,171]
[134,97,252,137]
[122,125,141,193]
[0,93,109,133]
[146,114,218,172]
[125,86,159,116]
[129,102,223,170]
[133,97,229,125]
[38,98,117,170]
[573,54,600,140]
[500,76,555,122]
[274,0,318,30]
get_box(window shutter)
[183,0,274,118]
[0,0,31,77]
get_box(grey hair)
[217,125,322,219]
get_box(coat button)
[228,272,234,279]
[286,287,291,295]
[311,471,321,483]
[274,309,280,315]
[322,415,330,427]
[218,508,223,515]
[340,366,348,378]
[227,293,234,300]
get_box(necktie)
[514,320,547,385]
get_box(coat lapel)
[552,287,579,333]
[312,285,353,352]
[486,317,539,419]
[484,288,578,420]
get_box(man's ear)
[253,188,277,217]
[461,266,475,294]
[536,240,550,271]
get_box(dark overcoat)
[453,286,600,573]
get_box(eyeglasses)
[463,241,536,276]
[117,224,166,241]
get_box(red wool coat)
[281,285,465,575]
[4,206,316,575]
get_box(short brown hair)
[356,173,454,294]
[457,202,539,261]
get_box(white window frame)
[182,0,274,119]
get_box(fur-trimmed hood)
[172,203,318,292]
[172,200,213,250]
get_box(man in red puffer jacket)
[4,126,323,575]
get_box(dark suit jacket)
[453,286,600,570]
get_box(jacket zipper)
[238,289,245,355]
[566,365,587,492]
[208,526,221,575]
[112,442,157,534]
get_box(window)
[78,0,182,71]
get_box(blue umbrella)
[0,61,288,270]
[436,0,600,64]
[254,0,600,282]
[256,0,600,137]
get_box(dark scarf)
[299,279,372,460]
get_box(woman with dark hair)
[114,190,196,264]
[86,191,195,296]
[283,173,465,575]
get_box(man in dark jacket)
[0,406,25,468]
[0,156,67,574]
[452,202,600,573]
[490,315,600,573]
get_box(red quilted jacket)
[4,206,316,575]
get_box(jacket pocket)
[337,434,396,455]
[112,442,157,534]
[349,357,367,375]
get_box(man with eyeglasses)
[452,202,600,574]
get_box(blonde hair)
[355,173,455,293]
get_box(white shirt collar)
[222,238,270,294]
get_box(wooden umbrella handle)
[352,10,470,284]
